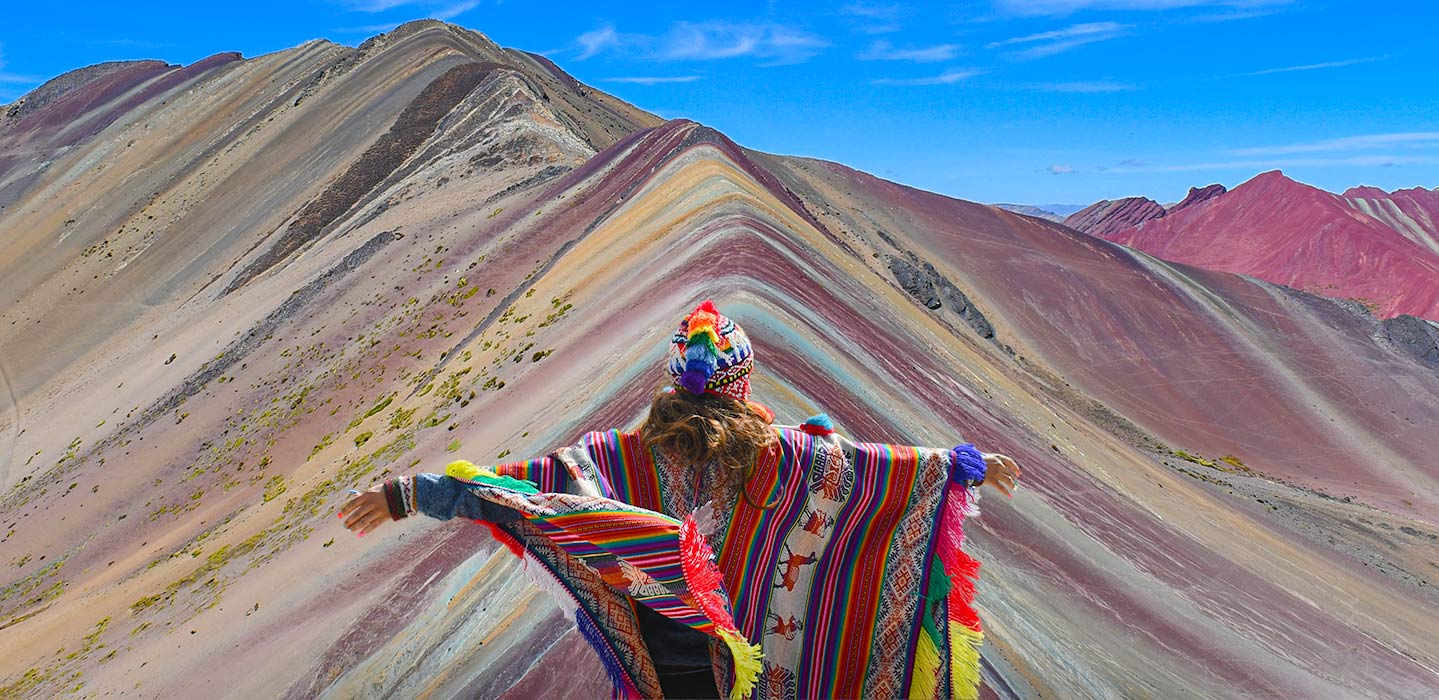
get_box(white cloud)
[1028,80,1134,92]
[873,68,980,85]
[840,2,907,33]
[988,21,1125,46]
[1106,154,1439,173]
[333,0,476,32]
[993,0,1288,16]
[574,21,829,65]
[1048,163,1076,174]
[604,75,702,85]
[1104,133,1439,174]
[334,21,405,34]
[841,2,906,19]
[663,23,766,60]
[348,0,423,11]
[858,40,961,62]
[1229,133,1439,157]
[661,22,829,64]
[1185,6,1288,22]
[1231,55,1386,77]
[987,21,1128,58]
[0,43,43,87]
[577,25,633,60]
[431,0,477,20]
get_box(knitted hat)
[668,301,771,422]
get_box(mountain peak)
[354,19,505,58]
[1235,170,1325,195]
[1229,169,1335,202]
[1170,183,1226,213]
[1343,185,1390,198]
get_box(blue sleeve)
[411,472,520,523]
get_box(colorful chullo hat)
[668,300,773,421]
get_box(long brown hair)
[639,385,779,509]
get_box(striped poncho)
[444,414,986,700]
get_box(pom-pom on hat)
[668,300,762,409]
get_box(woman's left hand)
[981,453,1020,497]
[339,485,391,536]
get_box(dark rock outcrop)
[889,257,940,309]
[1170,183,1226,213]
[888,254,995,339]
[1381,315,1439,369]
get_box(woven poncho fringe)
[912,480,984,699]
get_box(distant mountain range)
[1060,172,1439,321]
[992,202,1086,222]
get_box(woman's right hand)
[340,486,392,536]
[981,453,1020,497]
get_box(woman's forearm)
[390,473,520,523]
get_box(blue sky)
[1,1,1435,206]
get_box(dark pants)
[635,600,720,698]
[655,664,720,700]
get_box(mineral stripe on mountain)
[1,20,1437,700]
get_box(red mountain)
[1342,184,1439,254]
[1062,195,1165,236]
[1078,171,1439,320]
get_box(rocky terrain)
[1,21,1437,700]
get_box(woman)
[341,301,1020,699]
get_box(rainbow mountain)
[1,20,1437,700]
